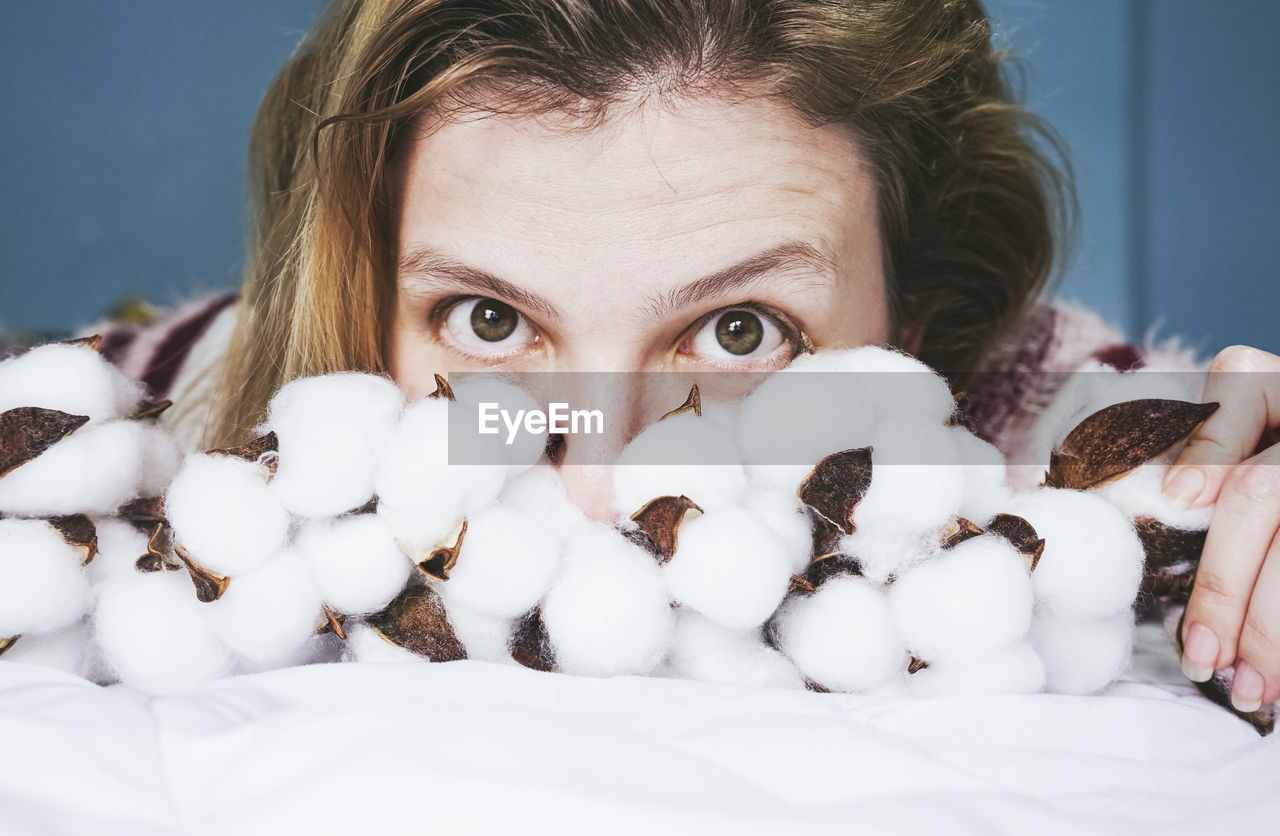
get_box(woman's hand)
[1163,345,1280,712]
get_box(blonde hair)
[210,0,1072,447]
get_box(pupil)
[470,298,518,342]
[715,311,763,356]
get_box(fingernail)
[1231,660,1266,713]
[1180,622,1219,682]
[1164,467,1206,510]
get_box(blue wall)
[2,1,1277,356]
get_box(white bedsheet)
[2,623,1276,836]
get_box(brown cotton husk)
[660,385,702,420]
[49,514,98,565]
[798,447,873,537]
[0,636,16,657]
[209,431,279,477]
[986,513,1046,571]
[132,399,172,421]
[510,608,556,672]
[317,606,348,640]
[119,496,167,525]
[1046,399,1219,490]
[1174,610,1275,736]
[802,552,864,588]
[415,520,468,582]
[135,523,181,573]
[59,334,103,351]
[940,518,983,550]
[0,406,90,478]
[430,373,455,401]
[1136,517,1208,570]
[367,582,468,662]
[174,542,230,603]
[908,657,929,674]
[628,495,703,564]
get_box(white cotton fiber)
[0,342,142,422]
[541,524,674,677]
[666,610,804,689]
[1031,613,1135,695]
[889,536,1034,663]
[164,452,291,576]
[265,372,405,517]
[342,622,426,664]
[772,575,906,693]
[612,412,746,516]
[795,346,955,426]
[374,398,506,549]
[87,518,151,587]
[94,570,232,691]
[437,503,560,620]
[442,600,515,664]
[908,641,1046,697]
[451,376,546,472]
[836,527,937,586]
[295,514,411,615]
[663,506,794,630]
[497,466,589,543]
[952,427,1013,527]
[0,420,147,516]
[1095,457,1214,530]
[0,518,92,636]
[742,488,814,574]
[137,423,183,499]
[207,547,324,666]
[852,418,964,536]
[0,620,100,679]
[1005,489,1144,619]
[737,357,877,489]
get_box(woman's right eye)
[440,297,538,359]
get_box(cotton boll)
[664,507,793,630]
[1005,489,1144,619]
[612,413,746,516]
[795,346,955,426]
[443,601,516,664]
[343,622,426,664]
[94,570,232,691]
[666,610,804,689]
[951,427,1014,527]
[837,527,937,586]
[852,419,964,536]
[0,620,98,678]
[737,363,877,478]
[908,641,1046,697]
[451,376,545,472]
[1095,458,1214,530]
[0,519,92,636]
[889,536,1034,663]
[541,524,674,677]
[137,423,183,498]
[266,372,405,517]
[742,489,813,574]
[772,575,906,693]
[374,398,506,549]
[437,503,560,620]
[164,453,290,576]
[87,518,151,586]
[207,548,324,666]
[497,466,589,543]
[0,342,142,422]
[1032,613,1135,695]
[0,420,147,516]
[296,514,411,615]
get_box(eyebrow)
[396,241,836,321]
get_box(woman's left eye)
[684,307,791,366]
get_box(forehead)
[393,94,880,291]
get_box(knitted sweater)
[81,292,1207,466]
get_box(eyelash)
[428,295,811,367]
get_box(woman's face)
[389,93,891,517]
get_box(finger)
[1232,530,1280,710]
[1164,345,1280,510]
[1180,444,1280,679]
